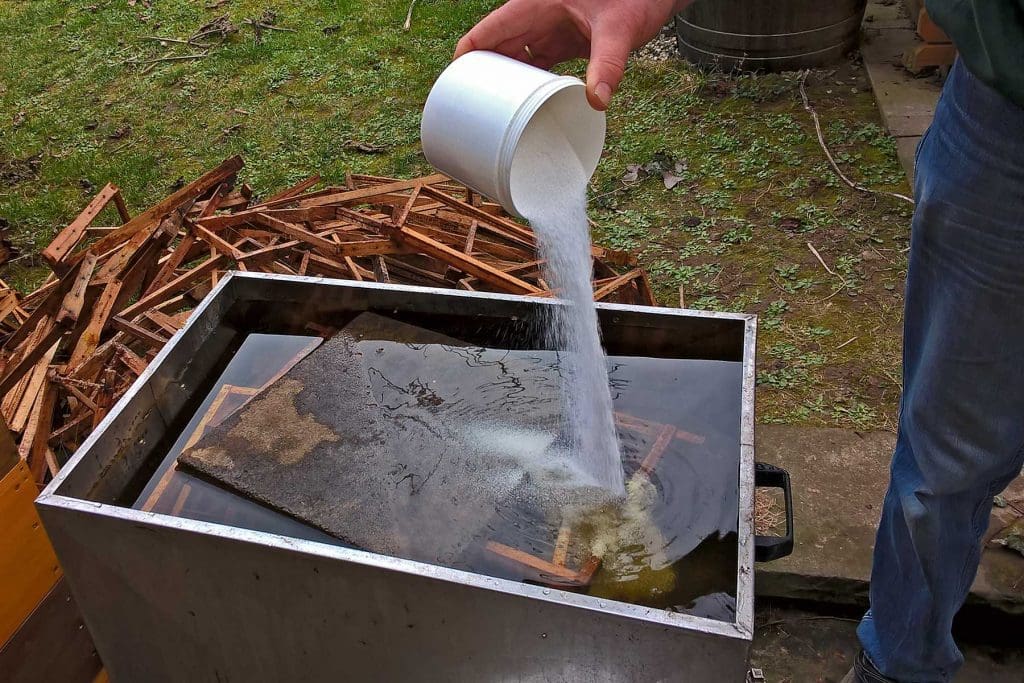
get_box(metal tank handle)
[753,462,794,562]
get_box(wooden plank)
[402,218,531,262]
[111,218,182,313]
[372,256,390,283]
[593,269,643,301]
[27,380,58,484]
[92,218,165,284]
[115,343,149,376]
[70,155,242,265]
[250,213,340,255]
[576,555,602,584]
[141,185,227,295]
[0,460,62,646]
[344,256,365,281]
[392,185,420,227]
[55,253,98,326]
[395,227,540,295]
[197,205,339,232]
[485,541,580,581]
[236,240,300,265]
[304,253,349,279]
[118,253,227,321]
[464,221,478,254]
[291,174,449,209]
[255,173,321,206]
[112,316,168,350]
[192,222,246,260]
[144,234,196,296]
[48,412,92,450]
[69,336,120,382]
[636,269,658,306]
[419,186,536,245]
[1,257,88,353]
[2,322,49,427]
[0,323,64,397]
[112,188,131,222]
[552,524,572,566]
[10,341,59,433]
[15,391,43,461]
[67,280,122,370]
[91,368,120,429]
[334,239,408,258]
[639,423,677,475]
[144,310,180,336]
[55,376,99,415]
[41,183,119,270]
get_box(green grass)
[0,1,911,430]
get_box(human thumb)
[585,24,631,111]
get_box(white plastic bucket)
[421,51,606,218]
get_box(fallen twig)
[806,241,836,276]
[403,0,418,31]
[127,52,209,66]
[140,35,211,49]
[799,71,915,207]
[835,336,858,350]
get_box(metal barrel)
[676,0,867,72]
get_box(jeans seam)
[914,124,932,170]
[955,437,1024,601]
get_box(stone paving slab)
[860,0,943,184]
[754,424,1024,616]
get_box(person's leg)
[857,59,1024,682]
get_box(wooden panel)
[0,460,61,645]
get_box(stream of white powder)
[513,108,625,495]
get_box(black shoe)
[840,650,897,683]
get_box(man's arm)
[455,0,692,110]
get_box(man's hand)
[454,0,686,110]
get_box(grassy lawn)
[0,0,912,431]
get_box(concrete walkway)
[861,0,944,186]
[754,425,1024,616]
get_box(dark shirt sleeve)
[925,0,1024,108]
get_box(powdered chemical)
[513,106,625,494]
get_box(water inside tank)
[133,312,742,622]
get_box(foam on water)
[513,108,625,494]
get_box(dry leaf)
[621,164,641,183]
[662,171,683,190]
[344,140,387,154]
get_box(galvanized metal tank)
[36,274,791,682]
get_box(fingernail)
[595,82,612,108]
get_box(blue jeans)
[857,60,1024,681]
